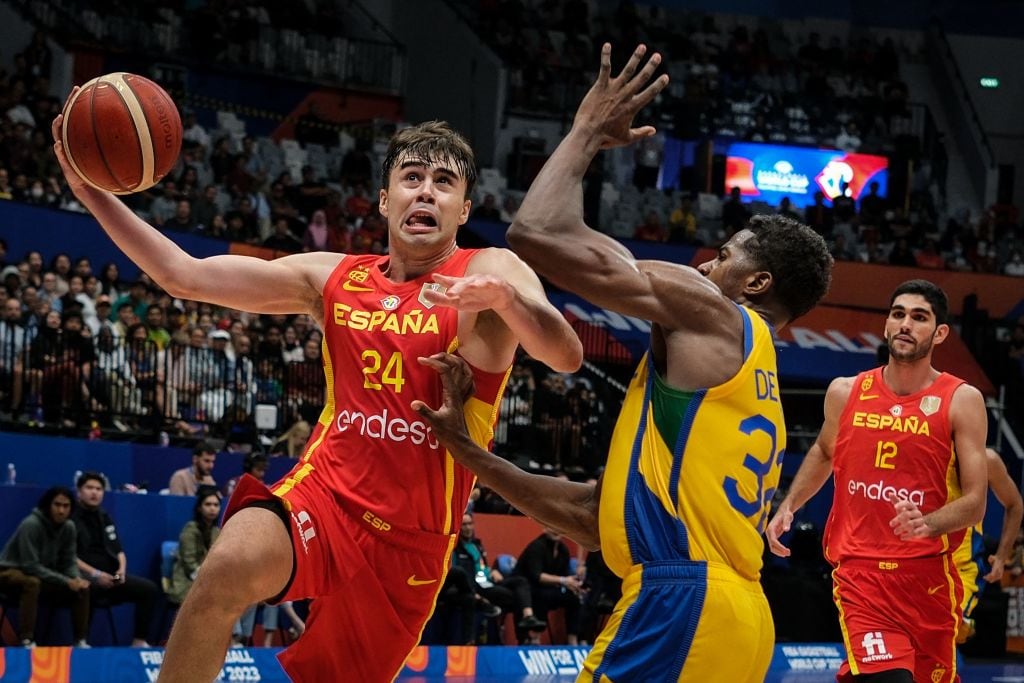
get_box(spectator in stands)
[834,122,861,152]
[500,195,520,224]
[515,529,581,645]
[452,513,546,644]
[168,441,218,496]
[166,486,222,606]
[859,181,886,225]
[296,165,329,219]
[72,472,160,646]
[340,141,373,189]
[632,134,663,191]
[0,295,25,414]
[270,418,312,458]
[38,271,62,313]
[472,193,502,222]
[301,210,329,252]
[829,233,856,262]
[667,196,698,244]
[632,210,666,242]
[182,110,210,151]
[1006,250,1024,277]
[888,237,917,267]
[343,182,372,220]
[805,192,834,237]
[721,186,749,235]
[224,452,269,500]
[98,262,122,301]
[149,181,179,228]
[915,239,945,270]
[0,486,91,647]
[145,304,171,351]
[165,200,197,233]
[192,185,221,233]
[113,279,152,322]
[263,218,302,253]
[777,197,801,221]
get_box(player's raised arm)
[412,353,601,549]
[52,112,336,316]
[507,44,721,329]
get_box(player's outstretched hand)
[571,43,669,151]
[890,498,931,540]
[765,507,794,557]
[419,273,514,313]
[412,353,476,446]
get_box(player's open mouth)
[405,210,438,233]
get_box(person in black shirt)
[451,513,546,643]
[73,472,160,646]
[515,529,581,645]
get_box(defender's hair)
[744,214,833,320]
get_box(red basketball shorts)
[224,474,456,683]
[832,556,965,683]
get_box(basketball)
[60,72,183,194]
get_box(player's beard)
[886,332,932,362]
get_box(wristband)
[559,576,566,586]
[90,570,100,582]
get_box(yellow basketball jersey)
[599,304,784,582]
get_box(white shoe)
[21,639,36,648]
[74,639,91,648]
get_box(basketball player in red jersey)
[51,112,582,682]
[767,279,988,683]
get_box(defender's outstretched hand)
[573,43,669,150]
[412,353,476,446]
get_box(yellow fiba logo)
[861,375,873,393]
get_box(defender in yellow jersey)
[955,448,1023,643]
[414,43,833,682]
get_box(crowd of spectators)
[460,1,913,153]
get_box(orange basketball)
[61,73,182,194]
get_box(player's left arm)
[423,248,583,374]
[894,384,988,539]
[984,448,1024,582]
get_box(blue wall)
[0,433,296,645]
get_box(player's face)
[696,230,761,301]
[884,293,948,363]
[379,154,471,254]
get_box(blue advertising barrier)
[0,643,868,682]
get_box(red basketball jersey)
[823,367,966,563]
[273,249,509,536]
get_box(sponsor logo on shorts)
[847,478,925,507]
[407,575,437,586]
[927,584,944,595]
[335,406,440,450]
[291,510,316,555]
[860,631,893,663]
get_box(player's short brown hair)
[380,121,477,197]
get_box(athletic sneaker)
[517,615,547,632]
[20,639,36,648]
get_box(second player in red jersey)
[768,280,988,683]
